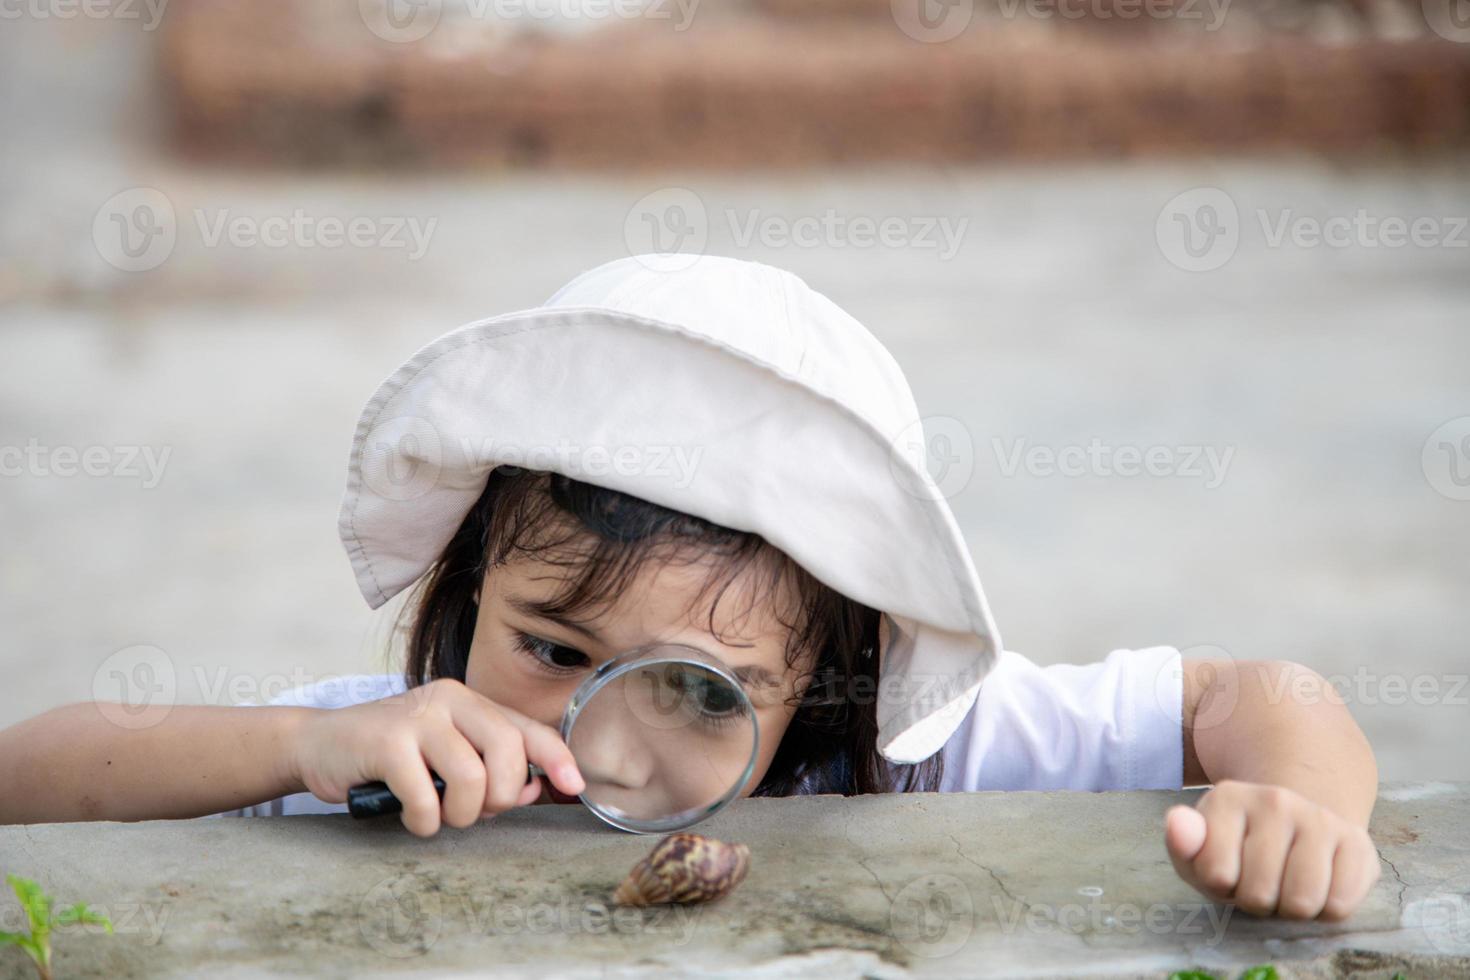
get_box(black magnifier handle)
[347,764,549,819]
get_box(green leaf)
[1168,972,1220,980]
[0,931,42,967]
[1238,969,1279,980]
[6,874,51,938]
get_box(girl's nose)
[569,711,656,791]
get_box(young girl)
[0,254,1379,922]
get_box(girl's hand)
[1164,780,1381,920]
[288,679,585,836]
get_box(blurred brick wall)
[161,0,1470,167]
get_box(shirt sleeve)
[939,647,1184,792]
[208,673,407,818]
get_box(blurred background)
[1,0,1467,783]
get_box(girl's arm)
[0,703,312,823]
[1164,658,1380,920]
[0,680,584,833]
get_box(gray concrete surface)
[1,786,1468,979]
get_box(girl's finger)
[518,721,584,796]
[1234,815,1295,915]
[515,774,543,809]
[1189,797,1248,898]
[444,696,536,814]
[479,717,530,814]
[1278,825,1335,919]
[1322,834,1380,921]
[419,725,488,829]
[1164,806,1213,898]
[381,740,444,837]
[1164,806,1207,863]
[477,701,584,796]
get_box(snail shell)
[612,833,751,906]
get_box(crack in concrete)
[1375,845,1410,913]
[854,855,896,904]
[842,805,895,904]
[946,833,1030,912]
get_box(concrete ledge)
[2,785,1468,977]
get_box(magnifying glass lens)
[568,655,758,832]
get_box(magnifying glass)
[346,643,760,833]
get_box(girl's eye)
[513,632,590,674]
[660,666,750,729]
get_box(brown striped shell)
[611,833,751,906]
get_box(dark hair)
[399,465,942,795]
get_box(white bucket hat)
[339,254,1000,764]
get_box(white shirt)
[214,646,1183,817]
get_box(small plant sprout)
[0,873,113,980]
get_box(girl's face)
[462,552,811,807]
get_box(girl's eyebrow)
[503,593,600,641]
[729,664,780,689]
